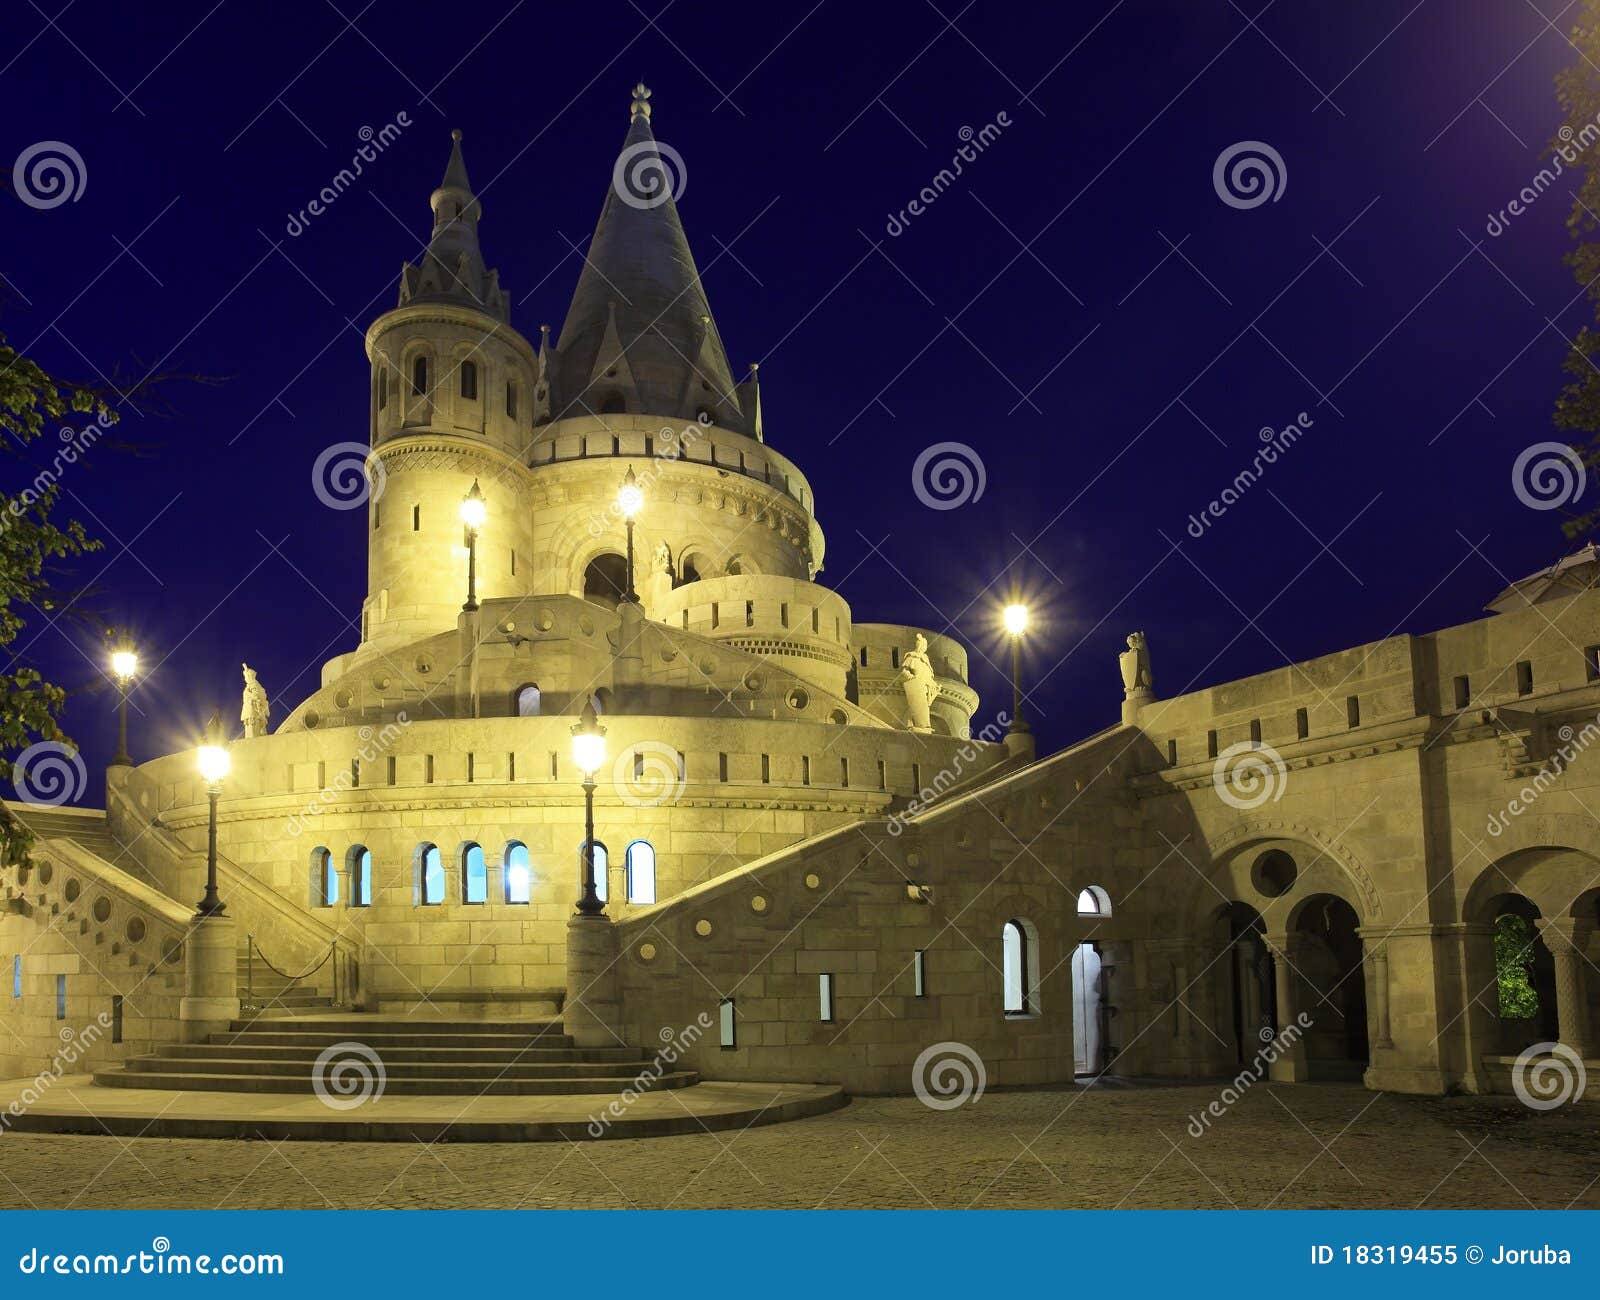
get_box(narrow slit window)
[719,752,729,782]
[913,950,927,998]
[802,756,811,786]
[1346,695,1361,728]
[111,995,123,1044]
[1295,707,1309,740]
[1206,729,1218,759]
[55,974,66,1021]
[819,973,835,1022]
[840,757,849,787]
[460,359,478,400]
[1249,719,1261,746]
[1516,660,1534,696]
[719,998,736,1048]
[761,754,770,784]
[1454,674,1471,708]
[1586,647,1600,682]
[1166,739,1178,766]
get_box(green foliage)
[0,329,114,868]
[1553,3,1600,536]
[1493,913,1540,1019]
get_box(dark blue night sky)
[4,1,1589,791]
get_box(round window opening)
[1251,849,1298,898]
[786,688,809,711]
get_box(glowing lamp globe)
[570,701,607,776]
[1003,604,1030,637]
[111,649,138,681]
[460,480,487,532]
[617,465,643,519]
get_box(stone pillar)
[1449,922,1499,1094]
[614,599,645,694]
[1367,941,1393,1050]
[1263,933,1309,1082]
[1003,729,1035,763]
[1538,919,1594,1059]
[1238,938,1263,1047]
[179,913,240,1042]
[566,911,623,1048]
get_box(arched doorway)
[1072,887,1113,1075]
[1209,901,1273,1067]
[1483,893,1558,1053]
[582,553,628,608]
[1292,894,1368,1080]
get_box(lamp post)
[617,465,643,603]
[110,644,138,766]
[1003,603,1031,736]
[460,478,486,612]
[195,710,231,917]
[570,700,608,915]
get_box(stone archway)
[1289,893,1368,1081]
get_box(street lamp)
[1003,603,1031,736]
[109,643,138,766]
[617,464,643,603]
[570,699,608,915]
[195,710,231,917]
[460,478,486,612]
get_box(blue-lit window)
[580,841,609,903]
[462,843,487,904]
[504,842,531,904]
[349,847,372,907]
[312,847,336,907]
[418,843,444,905]
[625,840,656,904]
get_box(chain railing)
[242,934,359,1013]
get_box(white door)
[1071,943,1103,1075]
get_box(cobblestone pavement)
[0,1083,1595,1210]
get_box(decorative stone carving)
[900,633,938,732]
[240,664,270,738]
[1120,631,1153,697]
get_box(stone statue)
[241,663,270,738]
[653,540,674,577]
[1120,632,1153,697]
[900,633,938,732]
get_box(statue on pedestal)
[900,633,939,732]
[1119,632,1153,698]
[241,663,270,738]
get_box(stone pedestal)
[1121,689,1153,726]
[179,912,240,1043]
[566,911,623,1048]
[1003,729,1036,763]
[1538,918,1594,1059]
[614,599,645,695]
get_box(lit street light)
[1003,603,1030,736]
[110,643,138,766]
[460,478,486,612]
[617,465,643,604]
[570,699,608,915]
[195,710,231,917]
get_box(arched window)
[347,846,372,907]
[311,847,337,908]
[417,843,444,905]
[412,355,428,396]
[580,841,609,903]
[626,840,656,904]
[462,842,487,904]
[514,683,541,717]
[1003,919,1032,1016]
[582,553,629,608]
[505,381,518,419]
[504,841,531,904]
[376,366,387,410]
[678,552,705,585]
[1077,886,1111,917]
[460,359,478,400]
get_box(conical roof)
[396,129,508,321]
[551,84,745,428]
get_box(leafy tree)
[0,329,115,868]
[1493,912,1540,1019]
[1554,0,1600,535]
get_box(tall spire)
[548,84,746,431]
[397,128,508,321]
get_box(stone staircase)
[94,1015,698,1096]
[236,949,335,1014]
[9,805,124,866]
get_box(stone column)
[1263,933,1309,1082]
[614,599,645,694]
[1237,938,1263,1048]
[1537,919,1594,1059]
[566,911,623,1048]
[1367,940,1393,1050]
[179,912,240,1042]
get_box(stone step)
[227,1017,565,1036]
[93,1069,698,1097]
[122,1056,666,1082]
[215,1032,576,1051]
[166,1042,642,1064]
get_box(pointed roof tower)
[397,129,509,321]
[549,84,747,431]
